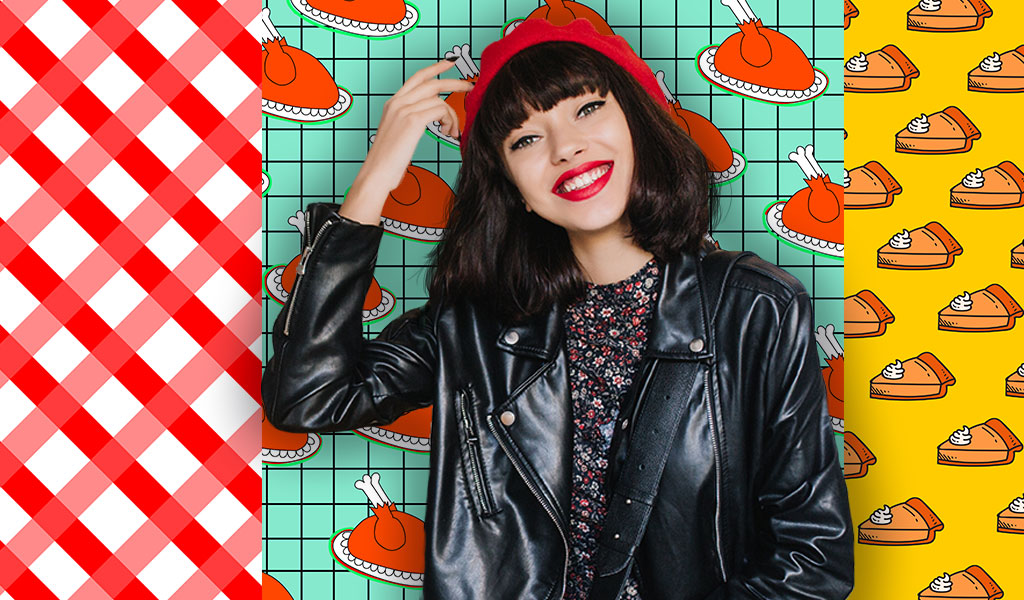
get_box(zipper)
[458,388,498,516]
[283,214,337,336]
[702,366,727,581]
[487,414,569,599]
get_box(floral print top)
[562,256,661,600]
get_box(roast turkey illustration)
[290,0,418,37]
[815,324,844,433]
[503,0,614,36]
[262,573,295,599]
[332,473,426,587]
[261,170,271,197]
[697,0,828,104]
[426,44,478,148]
[354,407,432,453]
[263,210,396,322]
[257,8,352,123]
[262,409,321,465]
[655,70,745,186]
[371,136,455,242]
[764,145,843,258]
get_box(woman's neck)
[570,232,654,286]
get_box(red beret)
[461,18,669,153]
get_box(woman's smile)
[552,161,614,200]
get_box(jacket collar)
[496,243,714,361]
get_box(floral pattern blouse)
[562,257,661,600]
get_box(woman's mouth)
[552,162,613,201]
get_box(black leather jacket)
[263,203,854,599]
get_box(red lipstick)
[552,161,613,202]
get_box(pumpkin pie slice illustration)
[697,0,828,104]
[937,418,1021,466]
[938,284,1022,332]
[765,145,843,258]
[877,222,962,269]
[845,0,859,28]
[256,9,352,124]
[1014,240,1024,268]
[426,44,478,148]
[870,352,955,400]
[263,573,295,600]
[997,493,1024,533]
[845,290,895,338]
[815,324,844,432]
[896,107,980,154]
[264,210,396,322]
[656,71,745,186]
[845,45,919,93]
[354,406,431,453]
[1007,363,1024,397]
[858,497,943,545]
[844,161,901,209]
[262,410,322,465]
[332,473,425,587]
[919,566,1003,599]
[503,0,615,37]
[950,161,1024,209]
[290,0,418,37]
[844,431,876,479]
[907,0,992,32]
[968,47,1024,93]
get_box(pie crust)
[858,497,943,545]
[845,161,902,208]
[877,222,962,269]
[844,431,876,479]
[968,45,1024,93]
[907,0,993,32]
[950,161,1024,208]
[845,45,919,93]
[937,418,1021,466]
[1007,364,1024,397]
[918,565,1003,599]
[997,495,1024,534]
[870,352,955,400]
[937,284,1022,332]
[845,0,859,28]
[845,290,895,338]
[1014,241,1024,269]
[895,106,981,154]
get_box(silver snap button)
[503,330,519,345]
[621,419,629,430]
[689,337,705,353]
[613,533,620,540]
[500,410,516,426]
[625,499,632,505]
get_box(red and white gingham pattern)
[0,1,261,598]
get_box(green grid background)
[262,1,844,597]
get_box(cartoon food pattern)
[936,418,1021,466]
[906,0,993,32]
[949,161,1024,209]
[262,409,322,465]
[1013,240,1024,268]
[869,352,955,400]
[846,0,860,28]
[815,324,845,432]
[354,407,432,453]
[764,145,843,258]
[504,0,614,36]
[996,493,1024,534]
[332,473,426,587]
[844,45,919,93]
[262,170,271,196]
[697,0,828,104]
[1007,363,1024,397]
[290,0,418,37]
[655,71,745,185]
[876,222,961,269]
[263,573,296,600]
[426,44,478,147]
[895,106,981,154]
[844,161,902,209]
[257,8,352,123]
[858,497,943,545]
[968,46,1024,93]
[936,284,1021,332]
[844,432,877,479]
[845,290,895,338]
[916,566,1003,599]
[378,161,455,242]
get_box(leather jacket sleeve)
[708,290,854,600]
[261,203,439,433]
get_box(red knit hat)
[461,18,670,153]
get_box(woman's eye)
[578,100,605,117]
[510,135,537,151]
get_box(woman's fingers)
[400,96,460,138]
[393,59,459,97]
[387,77,474,112]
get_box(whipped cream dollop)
[962,168,985,188]
[882,359,904,380]
[980,52,1003,72]
[1018,363,1024,377]
[949,425,972,446]
[889,229,912,249]
[843,169,851,187]
[870,505,893,525]
[930,573,952,593]
[908,113,930,134]
[949,291,972,311]
[919,0,941,10]
[846,53,869,72]
[1010,495,1024,513]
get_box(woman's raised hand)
[339,60,473,225]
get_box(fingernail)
[446,56,458,62]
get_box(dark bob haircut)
[427,41,715,325]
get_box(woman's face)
[500,90,635,242]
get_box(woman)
[263,18,853,600]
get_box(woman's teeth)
[558,164,610,193]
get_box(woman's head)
[429,28,714,324]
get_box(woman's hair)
[427,41,715,325]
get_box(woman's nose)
[550,129,586,163]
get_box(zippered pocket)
[282,207,341,336]
[457,386,500,518]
